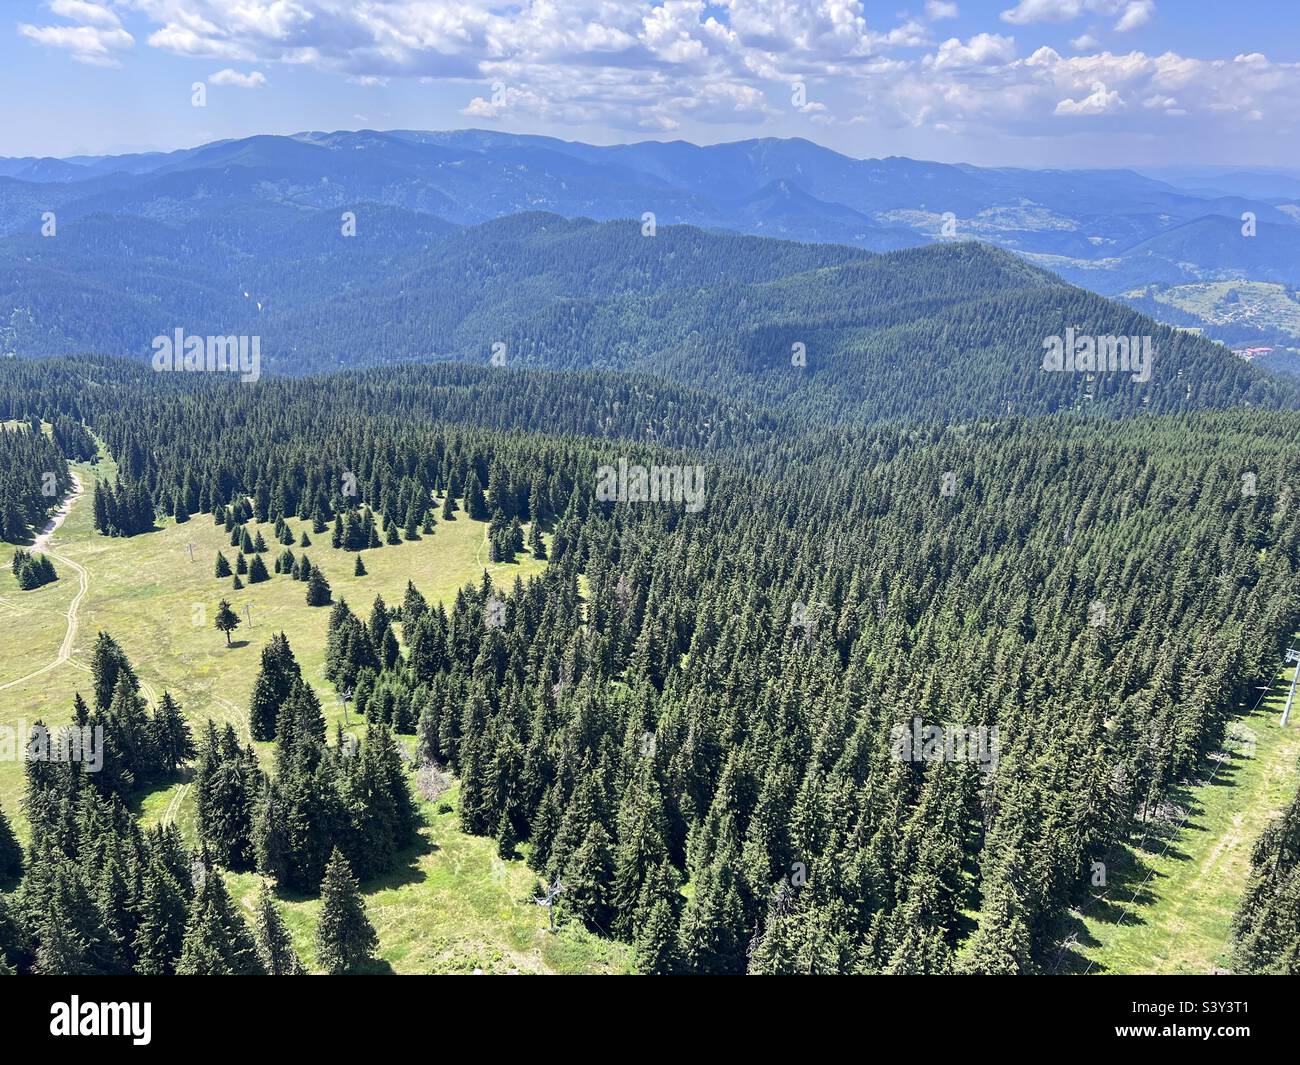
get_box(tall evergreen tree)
[315,849,377,975]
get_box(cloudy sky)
[6,0,1298,167]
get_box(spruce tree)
[176,869,265,975]
[306,568,332,607]
[252,881,304,975]
[465,471,488,520]
[0,803,22,885]
[248,553,270,584]
[132,863,189,975]
[149,692,196,775]
[633,895,678,975]
[314,849,377,975]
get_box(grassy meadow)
[0,450,632,974]
[1054,651,1300,975]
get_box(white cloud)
[209,68,267,87]
[924,34,1017,71]
[1001,0,1087,24]
[18,21,134,66]
[1054,80,1124,114]
[1000,0,1153,27]
[32,0,1280,143]
[1114,1,1154,31]
[49,0,121,29]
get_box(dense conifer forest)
[2,350,1298,974]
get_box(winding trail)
[162,783,189,827]
[0,473,88,692]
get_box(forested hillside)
[3,211,1295,424]
[2,356,1298,973]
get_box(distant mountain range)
[2,127,1295,255]
[1,128,1298,392]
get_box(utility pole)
[1283,648,1300,727]
[533,877,564,933]
[244,603,253,629]
[185,542,194,562]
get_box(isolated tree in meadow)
[306,568,332,607]
[354,554,366,576]
[214,551,232,578]
[252,881,304,975]
[299,531,311,548]
[315,849,377,975]
[232,574,243,590]
[215,599,241,645]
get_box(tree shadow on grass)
[360,830,437,894]
[1044,696,1271,971]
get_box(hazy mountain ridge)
[3,202,1294,425]
[4,129,1294,258]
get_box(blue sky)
[5,1,1298,167]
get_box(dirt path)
[33,472,82,553]
[0,473,89,692]
[162,783,189,826]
